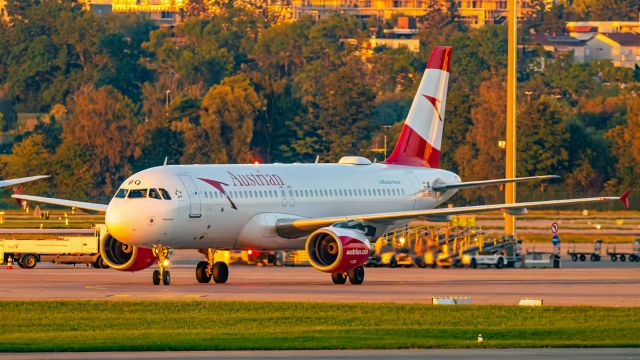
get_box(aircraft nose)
[105,202,136,244]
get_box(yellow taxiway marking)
[107,294,131,298]
[85,285,108,290]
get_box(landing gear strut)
[152,245,171,286]
[331,266,365,285]
[196,248,229,284]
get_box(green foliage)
[0,2,639,204]
[0,301,639,351]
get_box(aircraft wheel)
[153,270,161,286]
[579,254,586,262]
[162,270,171,285]
[571,254,578,262]
[196,261,211,283]
[620,254,626,262]
[611,255,617,262]
[348,266,365,285]
[213,262,229,283]
[331,272,347,285]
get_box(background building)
[585,33,640,68]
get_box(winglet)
[620,189,632,209]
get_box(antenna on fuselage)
[314,155,319,164]
[163,157,168,167]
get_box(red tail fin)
[383,46,452,168]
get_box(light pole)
[165,90,171,114]
[524,91,533,103]
[381,125,392,158]
[505,0,517,236]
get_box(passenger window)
[149,188,162,200]
[159,188,172,200]
[115,189,128,198]
[204,192,209,199]
[128,189,147,198]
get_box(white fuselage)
[104,161,461,250]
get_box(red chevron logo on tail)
[422,94,443,122]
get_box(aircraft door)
[178,175,202,218]
[287,185,295,207]
[404,171,419,210]
[280,186,287,207]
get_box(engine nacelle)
[305,226,371,273]
[100,232,155,271]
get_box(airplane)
[0,175,50,188]
[12,46,631,286]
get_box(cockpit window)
[115,189,128,198]
[149,188,162,200]
[159,188,171,200]
[127,189,148,198]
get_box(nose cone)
[105,201,136,245]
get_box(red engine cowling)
[100,232,155,271]
[305,227,371,273]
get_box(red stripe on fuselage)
[383,125,440,168]
[426,46,452,72]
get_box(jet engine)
[100,232,155,271]
[305,226,371,273]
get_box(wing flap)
[11,194,108,212]
[432,175,560,192]
[276,193,626,237]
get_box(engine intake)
[305,227,371,273]
[100,232,155,271]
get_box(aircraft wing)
[432,175,560,192]
[276,191,631,238]
[0,175,50,188]
[11,194,108,212]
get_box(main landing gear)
[331,266,365,285]
[152,245,171,286]
[196,248,229,284]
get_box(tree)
[518,96,570,178]
[52,143,96,200]
[453,76,506,203]
[63,85,141,197]
[1,134,52,195]
[200,74,263,163]
[607,96,640,189]
[289,58,375,161]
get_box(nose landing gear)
[196,248,229,284]
[152,245,171,286]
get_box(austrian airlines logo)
[422,94,443,122]
[198,178,237,210]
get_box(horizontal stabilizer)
[432,175,560,192]
[11,194,108,212]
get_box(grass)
[0,301,638,352]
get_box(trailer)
[523,252,561,268]
[567,240,602,262]
[606,239,640,262]
[0,235,107,269]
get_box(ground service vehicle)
[0,235,107,269]
[470,253,508,269]
[14,47,630,286]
